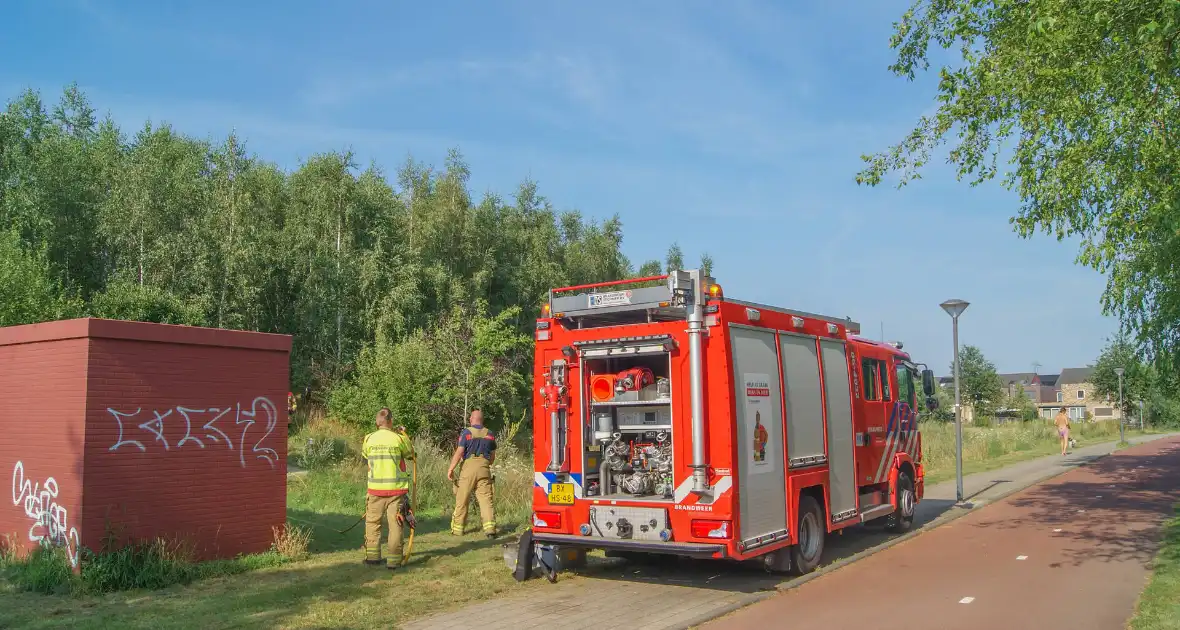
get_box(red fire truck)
[510,270,938,580]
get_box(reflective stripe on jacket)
[460,426,496,460]
[362,428,412,495]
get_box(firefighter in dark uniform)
[447,409,496,538]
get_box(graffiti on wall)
[106,396,280,469]
[10,461,81,568]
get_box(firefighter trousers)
[451,456,495,535]
[364,493,406,566]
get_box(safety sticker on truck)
[745,373,773,473]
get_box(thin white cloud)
[291,2,868,168]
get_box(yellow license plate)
[548,482,575,505]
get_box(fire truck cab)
[512,270,938,580]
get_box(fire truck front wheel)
[885,471,916,533]
[789,495,825,575]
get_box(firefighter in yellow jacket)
[362,408,415,569]
[447,409,497,538]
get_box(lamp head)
[940,299,970,318]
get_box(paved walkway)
[703,435,1180,630]
[401,434,1175,630]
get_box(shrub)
[271,523,311,560]
[0,533,17,564]
[0,230,83,326]
[0,527,302,596]
[297,435,348,470]
[327,301,531,445]
[87,279,206,325]
[81,537,196,593]
[1148,394,1180,429]
[3,545,76,595]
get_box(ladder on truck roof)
[547,273,698,328]
[547,273,862,334]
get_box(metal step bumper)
[531,532,727,559]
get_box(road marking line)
[1016,555,1028,560]
[959,597,975,604]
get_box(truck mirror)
[925,396,939,412]
[921,369,936,397]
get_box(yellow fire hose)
[402,456,418,566]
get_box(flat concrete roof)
[0,318,292,352]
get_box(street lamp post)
[1115,367,1125,443]
[940,298,970,504]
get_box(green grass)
[0,525,306,599]
[1130,504,1180,630]
[919,419,1157,484]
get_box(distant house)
[998,372,1041,402]
[936,365,1121,423]
[1041,367,1121,422]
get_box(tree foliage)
[919,384,956,423]
[0,84,693,435]
[0,230,81,326]
[1003,382,1038,421]
[1090,332,1165,417]
[858,0,1180,376]
[700,252,715,276]
[954,345,1004,416]
[328,301,531,441]
[665,243,684,272]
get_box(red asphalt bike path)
[703,435,1180,630]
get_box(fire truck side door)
[730,325,789,546]
[894,361,919,454]
[819,339,857,520]
[858,354,892,486]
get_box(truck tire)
[885,471,916,533]
[790,495,825,575]
[513,530,535,582]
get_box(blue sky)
[2,0,1117,376]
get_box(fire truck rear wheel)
[885,471,916,533]
[789,495,825,575]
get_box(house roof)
[1058,367,1096,384]
[1039,374,1060,387]
[997,372,1039,386]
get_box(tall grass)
[0,523,309,596]
[288,417,535,530]
[920,419,1126,480]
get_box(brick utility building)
[1,318,291,568]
